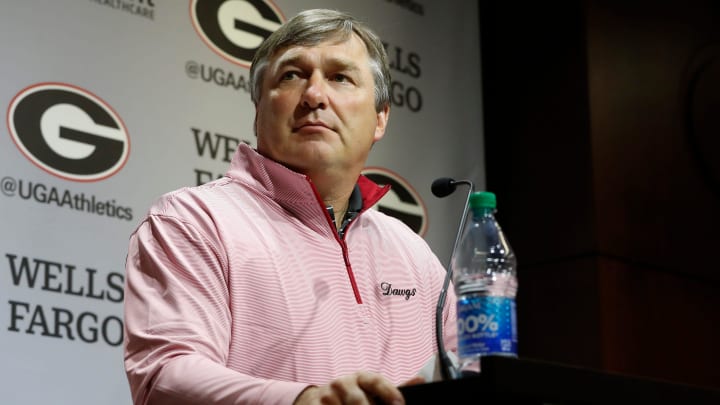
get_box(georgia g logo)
[362,167,429,236]
[191,0,285,68]
[7,82,130,182]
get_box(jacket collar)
[227,143,390,213]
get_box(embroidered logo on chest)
[380,282,417,300]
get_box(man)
[124,8,457,405]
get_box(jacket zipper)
[339,237,362,304]
[307,178,363,304]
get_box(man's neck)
[323,191,352,230]
[325,184,363,236]
[309,172,357,230]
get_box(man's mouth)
[293,121,331,131]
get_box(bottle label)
[456,296,517,357]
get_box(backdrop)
[0,1,484,403]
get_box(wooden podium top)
[400,356,720,404]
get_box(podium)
[400,356,720,404]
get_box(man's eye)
[332,74,350,83]
[281,71,300,80]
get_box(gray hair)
[249,9,391,112]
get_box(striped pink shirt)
[124,144,457,404]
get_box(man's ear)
[253,110,258,137]
[373,104,390,142]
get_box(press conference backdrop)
[0,1,484,403]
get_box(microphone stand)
[434,179,474,380]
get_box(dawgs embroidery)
[380,282,416,300]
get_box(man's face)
[254,33,389,177]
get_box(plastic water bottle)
[452,191,518,373]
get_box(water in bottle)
[452,191,518,373]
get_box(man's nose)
[301,72,328,109]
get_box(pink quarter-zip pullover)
[123,144,457,404]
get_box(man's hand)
[294,372,425,404]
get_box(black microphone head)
[431,177,457,198]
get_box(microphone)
[431,177,475,380]
[431,177,458,198]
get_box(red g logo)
[7,82,130,182]
[362,167,429,236]
[191,0,285,68]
